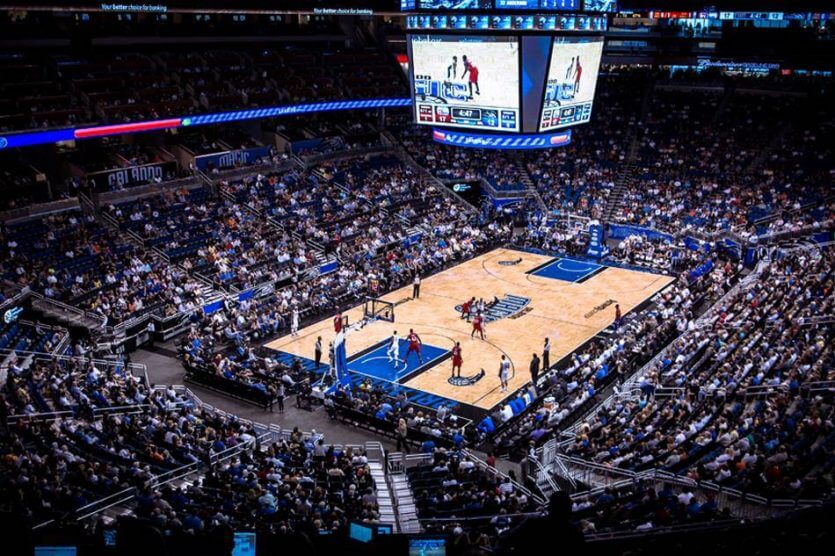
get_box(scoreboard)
[403,0,616,12]
[411,34,521,131]
[405,1,614,10]
[407,35,603,133]
[405,0,606,136]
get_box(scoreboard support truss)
[364,297,396,323]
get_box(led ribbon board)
[0,98,412,149]
[432,127,571,149]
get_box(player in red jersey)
[333,312,343,333]
[461,297,474,321]
[573,57,583,94]
[471,313,485,340]
[405,328,423,364]
[461,55,480,98]
[451,342,463,378]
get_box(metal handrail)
[550,454,825,516]
[7,409,74,423]
[0,348,150,390]
[462,448,545,506]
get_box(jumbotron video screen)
[539,36,604,131]
[409,34,521,132]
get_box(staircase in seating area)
[602,78,655,222]
[368,459,398,528]
[512,153,547,212]
[388,458,421,533]
[603,159,638,222]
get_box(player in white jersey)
[291,308,299,336]
[499,355,510,392]
[387,330,400,365]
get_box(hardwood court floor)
[265,248,674,411]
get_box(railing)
[0,285,31,312]
[529,453,559,496]
[585,518,743,542]
[28,290,108,331]
[95,175,202,208]
[7,409,74,424]
[418,510,544,528]
[300,145,394,167]
[0,349,150,389]
[800,380,835,397]
[150,462,201,488]
[654,386,685,399]
[550,454,823,520]
[742,383,788,400]
[92,403,149,415]
[14,318,70,356]
[463,449,546,506]
[0,197,80,225]
[203,160,296,184]
[73,487,139,522]
[7,403,151,424]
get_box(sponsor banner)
[88,161,177,191]
[238,281,276,303]
[194,146,271,171]
[202,300,224,315]
[319,261,339,276]
[432,128,570,150]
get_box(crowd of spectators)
[408,449,536,522]
[1,42,407,132]
[0,208,206,324]
[131,433,380,535]
[566,249,834,498]
[611,86,833,237]
[331,380,476,450]
[1,383,266,524]
[3,354,146,416]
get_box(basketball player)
[387,330,400,366]
[471,313,485,340]
[451,342,463,378]
[565,55,575,80]
[447,55,458,79]
[461,296,475,321]
[499,354,510,393]
[405,328,423,364]
[461,55,480,97]
[291,307,299,336]
[333,311,343,333]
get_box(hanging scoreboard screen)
[410,34,521,132]
[538,36,604,131]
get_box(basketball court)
[264,247,674,416]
